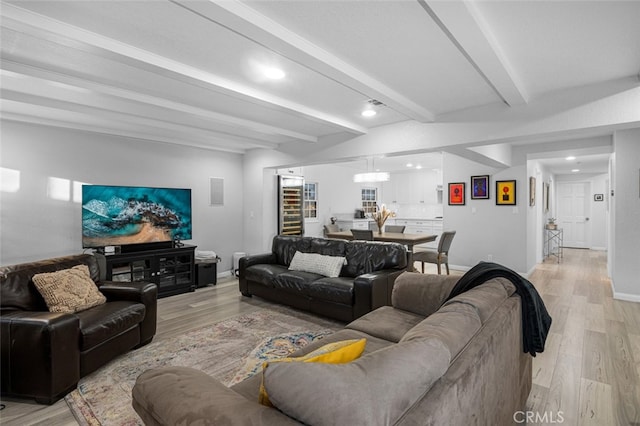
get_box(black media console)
[95,244,196,298]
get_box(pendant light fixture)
[353,157,390,183]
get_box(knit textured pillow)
[288,251,346,277]
[32,264,106,313]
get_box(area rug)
[65,306,342,425]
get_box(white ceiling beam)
[1,61,318,144]
[1,91,280,150]
[442,145,512,169]
[172,0,435,122]
[420,0,528,107]
[0,110,251,154]
[1,3,366,135]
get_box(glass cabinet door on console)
[96,245,196,298]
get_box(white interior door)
[557,182,591,248]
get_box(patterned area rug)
[65,306,342,425]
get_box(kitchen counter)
[393,217,443,221]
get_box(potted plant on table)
[546,218,557,230]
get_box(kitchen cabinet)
[336,219,371,231]
[382,171,440,205]
[394,219,443,248]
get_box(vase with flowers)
[372,204,396,233]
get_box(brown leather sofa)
[1,254,157,404]
[239,235,407,322]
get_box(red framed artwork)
[448,182,465,205]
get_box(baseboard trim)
[590,246,607,251]
[613,292,640,303]
[217,270,232,279]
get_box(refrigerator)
[278,175,304,236]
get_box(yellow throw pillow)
[259,338,366,406]
[32,264,107,313]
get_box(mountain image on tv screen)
[82,185,192,248]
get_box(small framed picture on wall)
[471,175,490,199]
[448,182,466,205]
[496,180,517,205]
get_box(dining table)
[324,230,436,271]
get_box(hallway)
[526,248,640,425]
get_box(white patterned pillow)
[288,251,346,278]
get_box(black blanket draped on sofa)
[445,262,552,356]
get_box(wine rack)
[278,175,304,236]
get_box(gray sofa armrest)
[353,269,404,319]
[132,366,300,426]
[392,272,461,317]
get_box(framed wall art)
[529,176,536,206]
[448,182,466,205]
[496,180,517,205]
[594,193,604,202]
[471,175,490,199]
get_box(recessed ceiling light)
[361,109,377,117]
[263,66,286,80]
[571,169,580,172]
[406,163,413,167]
[566,156,576,161]
[416,165,423,169]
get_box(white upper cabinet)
[382,170,440,205]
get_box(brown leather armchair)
[1,254,157,404]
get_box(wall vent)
[209,177,224,206]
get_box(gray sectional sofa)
[132,271,533,425]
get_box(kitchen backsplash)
[334,203,443,220]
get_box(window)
[304,182,318,220]
[361,188,378,214]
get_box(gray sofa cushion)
[346,306,425,343]
[400,302,481,359]
[263,338,450,426]
[392,272,460,317]
[133,366,300,426]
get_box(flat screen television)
[82,185,192,249]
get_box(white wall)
[611,130,640,301]
[442,153,528,274]
[0,121,245,274]
[242,148,295,256]
[301,164,381,238]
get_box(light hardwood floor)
[1,249,638,425]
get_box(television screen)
[82,185,192,248]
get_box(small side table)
[544,228,563,263]
[195,259,219,287]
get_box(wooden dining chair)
[350,229,374,241]
[412,231,456,274]
[384,225,406,233]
